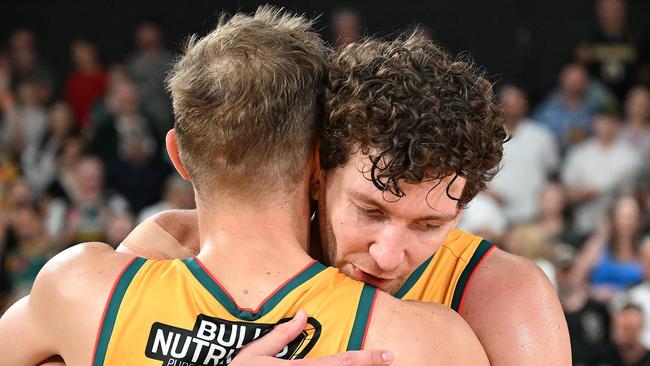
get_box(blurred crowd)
[0,20,195,307]
[1,1,650,365]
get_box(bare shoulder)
[365,292,488,366]
[33,242,134,314]
[28,242,135,362]
[461,248,558,316]
[152,209,198,244]
[461,248,571,366]
[118,209,198,259]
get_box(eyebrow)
[347,190,457,222]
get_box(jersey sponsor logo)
[145,314,321,365]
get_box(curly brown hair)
[321,33,507,207]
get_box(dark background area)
[3,0,650,102]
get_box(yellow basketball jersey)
[92,258,378,366]
[395,229,494,313]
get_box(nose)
[368,226,406,272]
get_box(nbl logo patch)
[145,314,322,366]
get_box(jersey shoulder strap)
[92,256,147,366]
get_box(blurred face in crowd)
[10,206,43,242]
[17,81,40,107]
[613,196,640,239]
[598,0,626,34]
[539,183,566,220]
[71,40,98,70]
[104,212,134,246]
[9,30,36,70]
[594,113,620,144]
[75,157,104,200]
[165,178,195,210]
[108,64,130,88]
[49,102,74,137]
[8,180,33,208]
[59,137,83,168]
[318,153,464,294]
[108,81,140,116]
[333,11,361,48]
[626,87,650,123]
[560,63,588,99]
[500,86,529,129]
[136,22,163,51]
[612,307,644,349]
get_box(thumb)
[240,309,308,357]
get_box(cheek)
[329,206,375,259]
[409,228,453,263]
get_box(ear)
[309,139,324,201]
[166,129,190,180]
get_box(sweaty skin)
[0,133,489,366]
[120,209,571,366]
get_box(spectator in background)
[488,85,558,224]
[531,182,583,247]
[503,224,557,287]
[20,101,76,197]
[126,19,173,138]
[41,136,84,238]
[0,149,20,210]
[621,86,650,159]
[621,239,650,349]
[556,243,611,366]
[332,9,362,49]
[576,0,643,102]
[575,196,644,302]
[458,192,508,244]
[3,204,58,302]
[137,175,194,223]
[61,156,128,245]
[562,103,642,236]
[534,61,609,149]
[0,80,48,156]
[104,211,134,248]
[64,39,107,129]
[7,30,53,101]
[588,304,650,366]
[87,79,159,165]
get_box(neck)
[598,135,616,146]
[194,191,314,308]
[564,93,583,108]
[604,24,624,37]
[619,343,647,364]
[196,198,310,256]
[615,237,636,260]
[629,118,649,130]
[79,63,98,73]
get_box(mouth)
[350,265,394,290]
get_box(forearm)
[0,296,57,365]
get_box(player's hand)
[231,310,394,366]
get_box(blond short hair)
[167,6,327,201]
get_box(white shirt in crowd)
[459,192,508,238]
[561,137,642,235]
[490,119,559,224]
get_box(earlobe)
[166,129,191,180]
[310,140,323,200]
[310,172,323,200]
